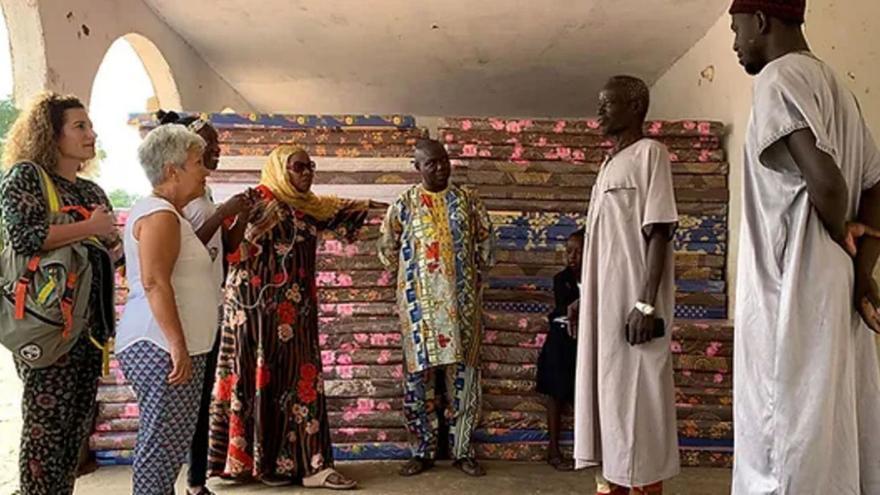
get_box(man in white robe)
[730,1,880,492]
[573,76,681,494]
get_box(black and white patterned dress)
[0,162,117,495]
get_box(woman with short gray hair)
[116,124,219,494]
[138,124,207,187]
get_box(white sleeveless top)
[116,196,219,356]
[181,188,224,296]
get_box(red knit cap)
[729,0,806,23]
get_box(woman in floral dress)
[208,145,380,489]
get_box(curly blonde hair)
[2,91,96,174]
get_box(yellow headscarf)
[259,145,344,221]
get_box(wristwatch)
[634,301,656,316]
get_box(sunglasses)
[289,160,317,173]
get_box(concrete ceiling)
[143,0,728,117]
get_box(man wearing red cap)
[730,0,880,493]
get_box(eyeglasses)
[289,160,317,173]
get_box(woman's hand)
[87,205,117,237]
[167,342,193,385]
[219,192,252,218]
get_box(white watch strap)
[635,301,655,316]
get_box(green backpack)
[0,162,95,368]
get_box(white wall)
[650,2,880,314]
[1,0,253,112]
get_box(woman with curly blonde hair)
[0,92,119,495]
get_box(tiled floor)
[73,461,731,494]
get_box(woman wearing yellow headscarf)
[208,145,380,489]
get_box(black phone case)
[653,318,666,338]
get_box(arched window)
[90,35,180,204]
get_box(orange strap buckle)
[14,255,42,320]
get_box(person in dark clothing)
[535,228,584,471]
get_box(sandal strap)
[304,467,356,488]
[304,468,335,485]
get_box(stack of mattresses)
[92,359,137,465]
[470,315,733,467]
[91,113,732,469]
[439,117,732,467]
[90,320,733,467]
[127,113,426,203]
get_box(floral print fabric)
[208,189,368,481]
[378,184,494,374]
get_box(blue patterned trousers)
[119,341,206,495]
[402,363,481,460]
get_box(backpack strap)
[34,164,62,214]
[13,255,41,320]
[89,334,111,376]
[60,272,77,338]
[12,165,63,321]
[61,205,92,220]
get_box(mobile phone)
[653,318,666,338]
[626,318,666,345]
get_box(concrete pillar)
[0,0,48,108]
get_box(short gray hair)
[138,124,206,186]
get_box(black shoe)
[399,457,436,476]
[453,457,486,477]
